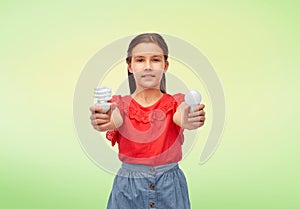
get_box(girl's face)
[128,43,169,92]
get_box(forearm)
[111,107,123,129]
[173,103,185,128]
[173,110,190,129]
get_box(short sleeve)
[110,95,124,116]
[172,93,185,106]
[106,129,118,146]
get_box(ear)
[164,60,169,73]
[127,62,133,73]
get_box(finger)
[89,106,96,113]
[189,115,205,122]
[191,121,204,128]
[97,123,112,132]
[93,118,110,126]
[90,106,103,114]
[188,115,205,122]
[92,125,100,131]
[189,109,205,117]
[199,110,205,116]
[90,113,97,120]
[188,116,201,123]
[183,104,190,114]
[106,102,117,115]
[179,104,190,120]
[188,111,200,117]
[194,104,205,111]
[94,106,104,113]
[91,119,98,127]
[110,102,117,111]
[95,113,110,120]
[200,116,206,122]
[91,119,98,126]
[93,124,104,132]
[189,104,204,113]
[91,119,99,126]
[90,113,110,121]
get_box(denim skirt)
[107,162,190,209]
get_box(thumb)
[182,102,190,114]
[179,102,190,121]
[110,102,117,111]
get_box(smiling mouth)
[141,74,155,77]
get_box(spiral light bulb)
[94,86,112,113]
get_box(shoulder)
[111,95,131,103]
[111,95,136,115]
[157,93,184,113]
[163,93,185,105]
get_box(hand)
[188,104,206,129]
[175,103,206,130]
[89,103,118,131]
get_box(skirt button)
[150,202,155,208]
[149,183,155,190]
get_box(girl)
[90,33,206,209]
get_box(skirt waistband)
[121,162,178,174]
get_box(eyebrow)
[133,55,163,58]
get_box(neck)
[132,88,164,106]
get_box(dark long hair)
[126,33,168,94]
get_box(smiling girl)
[90,33,206,209]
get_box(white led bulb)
[185,90,202,113]
[94,86,112,113]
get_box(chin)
[142,84,160,89]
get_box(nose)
[144,60,152,71]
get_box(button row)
[149,168,155,208]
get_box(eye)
[136,58,144,62]
[152,57,162,62]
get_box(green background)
[1,0,299,208]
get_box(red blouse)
[106,93,185,166]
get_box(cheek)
[156,69,164,74]
[132,68,143,74]
[131,63,144,73]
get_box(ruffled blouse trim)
[123,94,177,124]
[106,129,118,146]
